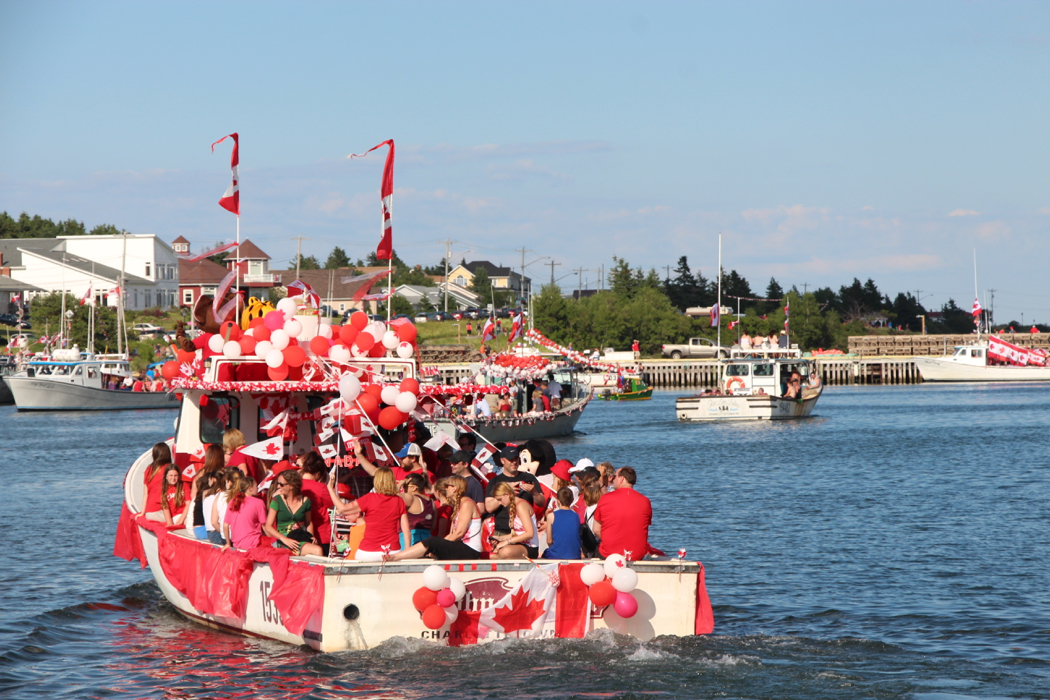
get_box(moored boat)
[675,349,822,421]
[597,376,652,401]
[914,336,1050,382]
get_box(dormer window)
[145,262,151,277]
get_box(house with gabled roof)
[446,261,529,296]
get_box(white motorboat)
[4,350,177,411]
[115,346,713,651]
[914,337,1050,382]
[675,349,823,421]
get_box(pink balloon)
[263,310,286,331]
[613,591,638,618]
[436,588,456,608]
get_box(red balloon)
[378,406,408,431]
[395,323,417,344]
[589,580,617,607]
[412,586,439,613]
[367,341,386,358]
[422,603,447,630]
[239,336,257,355]
[364,384,384,402]
[283,345,306,368]
[399,377,420,395]
[339,325,359,345]
[286,364,304,382]
[309,336,330,357]
[176,349,195,365]
[267,364,289,381]
[218,321,241,341]
[249,316,265,329]
[161,361,180,381]
[356,391,380,421]
[253,326,272,342]
[355,332,375,352]
[350,310,369,330]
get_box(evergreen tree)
[293,254,321,270]
[720,269,752,301]
[89,223,120,236]
[324,246,352,269]
[469,267,493,308]
[762,277,784,314]
[889,292,926,331]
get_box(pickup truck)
[661,337,730,360]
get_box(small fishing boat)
[114,314,713,651]
[675,349,822,421]
[914,336,1050,382]
[596,376,652,401]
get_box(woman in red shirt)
[298,452,334,555]
[327,467,409,562]
[143,443,172,522]
[160,464,191,527]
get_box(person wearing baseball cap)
[450,450,486,510]
[485,444,546,534]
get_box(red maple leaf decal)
[264,442,280,456]
[490,588,548,635]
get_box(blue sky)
[2,1,1048,323]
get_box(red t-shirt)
[163,482,191,517]
[355,492,407,552]
[594,488,652,561]
[300,478,333,545]
[227,447,262,482]
[392,466,435,486]
[143,465,167,513]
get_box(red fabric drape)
[694,563,714,635]
[113,503,147,569]
[554,563,589,638]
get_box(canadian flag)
[424,431,458,452]
[106,287,121,307]
[727,320,739,330]
[287,279,321,308]
[507,312,523,343]
[710,304,719,328]
[482,317,496,342]
[240,436,283,460]
[349,140,394,261]
[972,298,983,318]
[211,132,240,215]
[79,283,93,306]
[784,300,790,330]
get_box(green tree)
[470,267,493,308]
[293,254,321,270]
[417,296,436,313]
[533,283,576,341]
[89,223,120,236]
[324,246,352,269]
[30,292,118,350]
[0,211,88,239]
[390,295,414,316]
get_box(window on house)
[183,290,194,305]
[249,261,263,276]
[145,262,151,277]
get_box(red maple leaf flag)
[972,298,983,318]
[710,303,719,328]
[211,133,240,215]
[482,317,496,342]
[240,436,283,461]
[507,312,523,343]
[349,140,395,261]
[478,566,558,638]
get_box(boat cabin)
[721,354,813,396]
[24,353,133,390]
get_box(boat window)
[87,368,97,379]
[725,364,749,377]
[200,394,240,444]
[72,366,82,376]
[753,364,774,377]
[972,349,983,358]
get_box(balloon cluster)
[338,373,421,431]
[579,555,639,618]
[524,329,633,373]
[487,353,553,381]
[412,564,465,630]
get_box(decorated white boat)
[675,349,822,421]
[914,336,1050,382]
[4,350,177,411]
[114,306,713,651]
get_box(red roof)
[171,235,190,245]
[236,239,270,260]
[178,258,230,286]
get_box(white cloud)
[948,209,981,217]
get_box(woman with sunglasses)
[327,467,410,562]
[263,470,323,556]
[388,475,482,561]
[488,481,539,560]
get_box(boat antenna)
[716,232,722,351]
[973,248,981,337]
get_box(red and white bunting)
[240,435,284,460]
[178,241,239,263]
[348,139,394,261]
[211,133,240,215]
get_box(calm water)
[1,384,1049,699]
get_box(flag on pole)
[79,283,93,306]
[342,269,393,301]
[784,300,790,330]
[710,304,720,328]
[348,140,394,261]
[507,312,524,343]
[287,279,321,308]
[728,320,739,330]
[106,287,121,307]
[972,298,983,317]
[240,436,284,460]
[482,317,496,342]
[211,133,240,215]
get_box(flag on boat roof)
[211,133,240,215]
[349,140,395,261]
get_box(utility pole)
[574,267,587,299]
[988,289,996,328]
[516,247,532,309]
[292,235,310,279]
[547,260,561,285]
[443,238,452,313]
[663,265,672,282]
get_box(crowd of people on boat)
[142,427,654,563]
[452,378,568,419]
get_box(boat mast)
[118,229,128,356]
[716,233,722,351]
[60,252,67,349]
[973,249,982,338]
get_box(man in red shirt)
[593,466,651,561]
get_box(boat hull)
[597,389,653,401]
[914,357,1050,382]
[675,389,821,421]
[4,375,178,410]
[435,405,586,442]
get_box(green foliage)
[0,211,88,239]
[930,298,977,334]
[293,254,321,270]
[89,223,120,236]
[664,256,713,311]
[366,249,436,287]
[470,267,493,306]
[417,296,436,313]
[324,246,352,269]
[31,292,119,350]
[389,295,414,316]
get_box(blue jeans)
[207,530,225,546]
[194,525,209,541]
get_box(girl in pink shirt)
[223,476,267,550]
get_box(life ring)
[725,376,745,394]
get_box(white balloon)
[351,344,367,358]
[276,297,298,316]
[396,341,415,359]
[222,341,242,359]
[611,567,638,593]
[422,564,448,591]
[448,576,466,602]
[369,321,387,337]
[339,374,361,402]
[270,329,290,350]
[395,391,418,413]
[254,340,273,358]
[318,324,333,339]
[265,349,285,368]
[329,344,351,364]
[381,330,399,349]
[580,562,606,587]
[604,553,627,579]
[207,334,225,354]
[283,319,303,337]
[381,386,400,406]
[444,606,459,624]
[242,327,256,338]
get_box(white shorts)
[353,548,389,562]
